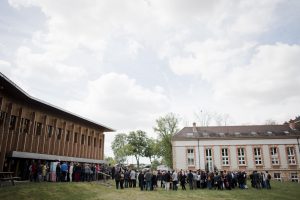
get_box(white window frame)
[274,173,281,181]
[206,148,213,171]
[254,147,263,165]
[221,148,229,166]
[270,147,279,165]
[291,173,298,182]
[187,148,195,166]
[287,147,296,165]
[237,148,246,165]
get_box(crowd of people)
[26,160,110,182]
[113,168,272,191]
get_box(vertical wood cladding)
[0,95,106,171]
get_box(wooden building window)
[35,122,42,135]
[74,132,78,143]
[94,138,97,147]
[99,139,102,148]
[9,115,17,130]
[23,118,30,134]
[88,136,91,146]
[0,111,6,125]
[66,130,70,142]
[81,134,85,145]
[57,128,62,140]
[47,125,53,137]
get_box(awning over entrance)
[9,151,106,164]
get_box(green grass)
[0,180,299,200]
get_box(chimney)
[192,122,197,133]
[289,120,296,130]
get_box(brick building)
[172,121,300,182]
[0,73,114,174]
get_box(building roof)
[173,124,300,141]
[0,72,114,132]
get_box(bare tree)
[265,119,277,125]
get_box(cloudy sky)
[1,0,300,159]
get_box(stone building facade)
[172,122,300,182]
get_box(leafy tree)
[111,133,128,164]
[154,113,179,168]
[126,130,148,169]
[144,138,161,163]
[105,156,116,166]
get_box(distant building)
[172,121,300,182]
[0,73,114,174]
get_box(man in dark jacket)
[115,171,121,189]
[138,171,144,191]
[187,170,194,190]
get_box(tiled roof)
[173,124,300,140]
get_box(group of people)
[114,168,272,191]
[27,160,110,182]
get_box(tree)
[111,133,128,164]
[144,138,161,164]
[105,156,116,166]
[154,113,179,168]
[126,130,148,169]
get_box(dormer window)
[267,131,273,135]
[219,132,225,137]
[234,132,240,136]
[251,131,257,136]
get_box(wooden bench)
[0,172,17,187]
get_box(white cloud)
[215,43,300,105]
[66,72,170,130]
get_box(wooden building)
[173,122,300,182]
[0,72,114,174]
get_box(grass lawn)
[0,180,299,200]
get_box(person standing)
[115,171,121,189]
[180,171,187,190]
[130,170,137,188]
[144,170,153,191]
[69,163,74,182]
[164,171,171,191]
[61,162,68,182]
[187,170,194,190]
[138,171,144,191]
[56,163,61,182]
[266,171,271,189]
[172,171,178,191]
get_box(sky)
[0,0,300,161]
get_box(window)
[23,119,30,134]
[66,131,70,142]
[57,128,62,140]
[187,148,195,166]
[0,111,6,125]
[206,148,213,171]
[81,134,85,145]
[291,173,298,182]
[47,125,53,137]
[9,115,17,130]
[88,136,91,146]
[99,139,102,148]
[35,122,42,135]
[287,147,296,164]
[74,132,78,143]
[94,138,97,147]
[270,147,279,165]
[222,148,229,165]
[254,147,262,165]
[237,147,246,165]
[274,173,281,181]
